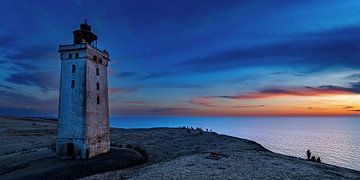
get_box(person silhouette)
[311,156,316,162]
[306,150,311,160]
[316,157,321,163]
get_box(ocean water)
[110,116,360,171]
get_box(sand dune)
[0,117,359,179]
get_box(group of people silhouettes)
[306,150,321,163]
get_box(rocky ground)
[0,116,359,179]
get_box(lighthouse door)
[67,143,75,157]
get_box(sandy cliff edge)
[0,116,359,179]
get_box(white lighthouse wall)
[56,44,110,159]
[56,57,87,157]
[85,52,110,158]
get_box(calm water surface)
[110,116,360,171]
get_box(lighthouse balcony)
[59,43,87,52]
[59,43,109,59]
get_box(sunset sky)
[1,0,360,117]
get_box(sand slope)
[0,117,359,179]
[86,128,360,179]
[0,117,144,180]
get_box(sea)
[110,116,360,171]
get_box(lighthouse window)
[68,53,72,59]
[72,65,75,73]
[93,56,97,61]
[99,58,103,64]
[96,68,99,76]
[96,82,100,90]
[97,96,100,104]
[75,53,79,58]
[71,80,75,88]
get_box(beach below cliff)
[0,116,359,179]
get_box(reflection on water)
[110,116,360,171]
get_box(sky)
[1,0,360,117]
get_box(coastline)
[0,116,359,179]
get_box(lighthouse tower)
[56,21,110,159]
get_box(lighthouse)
[56,21,110,159]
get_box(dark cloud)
[5,44,55,70]
[203,83,360,100]
[128,82,204,90]
[5,71,59,92]
[148,107,191,113]
[112,71,175,81]
[345,73,360,80]
[0,89,57,115]
[110,105,200,116]
[349,81,360,90]
[109,87,137,94]
[349,109,360,112]
[307,107,327,110]
[139,72,173,80]
[0,33,54,70]
[173,25,360,73]
[114,72,136,78]
[123,101,152,106]
[0,107,55,117]
[156,83,203,89]
[0,35,19,49]
[0,84,13,90]
[190,98,265,109]
[342,106,355,110]
[316,84,360,93]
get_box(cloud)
[349,81,360,90]
[190,97,265,108]
[112,71,176,81]
[0,84,13,90]
[345,73,360,80]
[4,44,54,70]
[349,109,360,112]
[0,89,57,113]
[5,71,59,92]
[307,107,327,110]
[202,84,360,101]
[139,72,173,80]
[148,107,192,113]
[113,72,136,79]
[156,83,203,89]
[109,87,137,94]
[0,35,18,49]
[123,101,152,106]
[173,25,360,73]
[132,83,204,90]
[110,105,199,116]
[342,105,356,110]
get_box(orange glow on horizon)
[209,88,357,100]
[109,85,360,116]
